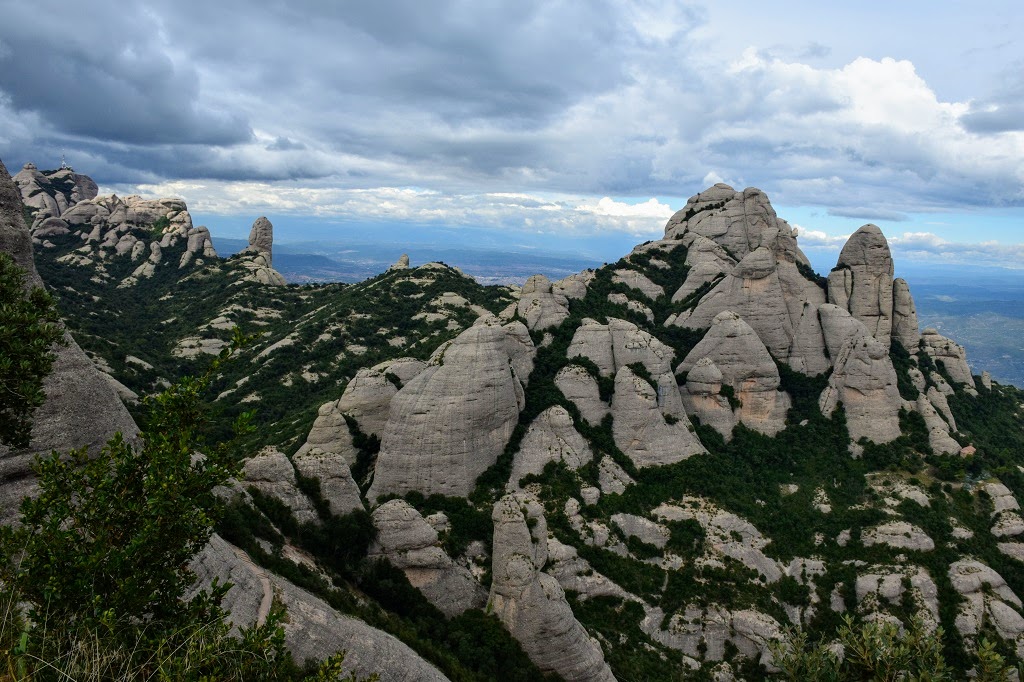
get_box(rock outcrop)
[508,406,594,487]
[554,364,609,425]
[663,185,830,376]
[891,278,920,350]
[567,317,674,378]
[241,448,319,526]
[13,162,97,224]
[677,311,791,439]
[517,274,570,330]
[368,318,531,499]
[818,308,903,445]
[292,449,363,516]
[489,493,615,681]
[190,534,449,681]
[0,158,140,522]
[827,225,895,340]
[236,216,286,285]
[369,500,486,617]
[920,328,975,387]
[612,366,705,468]
[948,559,1024,656]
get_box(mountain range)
[3,158,1024,680]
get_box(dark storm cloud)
[0,0,1021,231]
[0,2,251,146]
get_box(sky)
[0,0,1022,269]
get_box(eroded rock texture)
[0,158,139,522]
[664,185,829,375]
[369,500,486,617]
[489,493,615,682]
[190,535,450,681]
[508,406,594,488]
[612,366,705,468]
[678,311,791,439]
[827,224,895,340]
[368,319,531,499]
[818,307,903,445]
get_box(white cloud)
[124,180,671,237]
[793,226,848,249]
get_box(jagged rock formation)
[190,534,449,681]
[241,448,319,525]
[508,406,594,487]
[948,559,1024,656]
[920,328,975,387]
[517,274,570,330]
[488,492,615,681]
[0,158,139,522]
[295,358,429,472]
[612,268,664,300]
[13,161,97,223]
[368,317,533,499]
[388,254,410,271]
[16,163,1020,679]
[554,364,609,425]
[818,306,903,445]
[862,521,935,551]
[568,317,674,377]
[236,216,286,285]
[292,449,363,516]
[663,185,830,376]
[369,500,486,617]
[827,224,895,340]
[891,278,920,349]
[28,188,220,286]
[611,366,705,468]
[677,311,791,439]
[642,606,782,670]
[854,565,939,631]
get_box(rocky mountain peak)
[243,216,275,262]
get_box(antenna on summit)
[59,151,72,171]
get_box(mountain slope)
[12,162,1024,680]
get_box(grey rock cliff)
[190,534,450,681]
[891,278,920,350]
[368,318,530,499]
[517,274,570,330]
[818,309,903,445]
[369,500,486,617]
[236,216,286,286]
[612,366,705,468]
[554,364,609,425]
[677,311,791,439]
[509,406,594,488]
[489,492,616,681]
[0,158,139,523]
[567,317,674,378]
[827,224,895,341]
[241,448,319,526]
[920,328,975,387]
[664,186,829,376]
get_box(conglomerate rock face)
[818,308,903,445]
[0,159,139,523]
[664,185,830,376]
[235,216,286,286]
[190,534,450,682]
[367,317,532,499]
[369,499,486,617]
[827,224,895,341]
[488,492,616,682]
[677,311,791,439]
